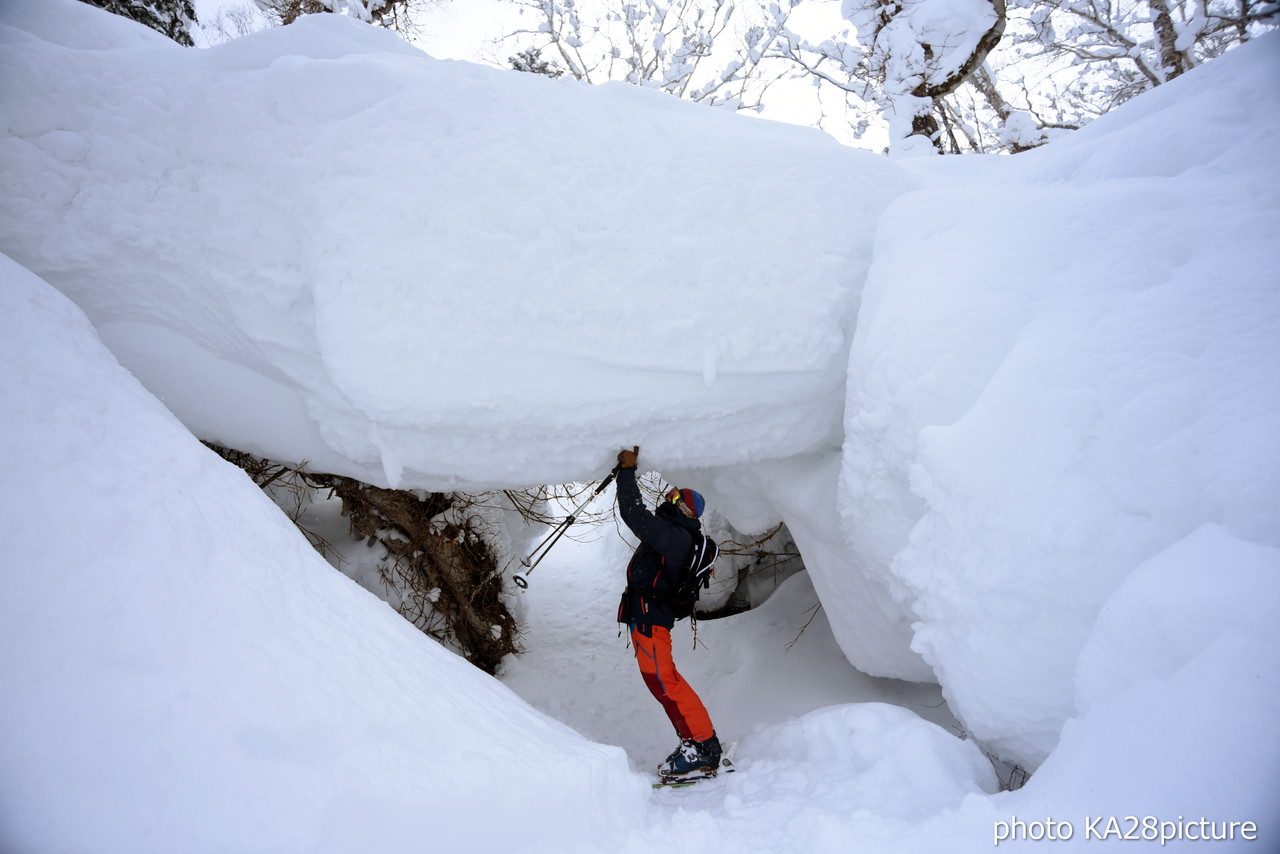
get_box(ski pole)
[512,466,620,589]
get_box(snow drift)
[842,37,1280,763]
[0,253,643,852]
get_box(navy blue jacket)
[615,466,701,632]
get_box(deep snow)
[1,1,1278,851]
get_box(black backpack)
[665,533,719,620]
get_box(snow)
[2,1,1279,851]
[0,2,913,491]
[840,0,1000,153]
[981,524,1280,841]
[843,39,1280,764]
[0,253,642,853]
[502,526,959,768]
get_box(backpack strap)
[687,533,706,572]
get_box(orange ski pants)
[631,625,715,742]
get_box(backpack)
[664,533,719,620]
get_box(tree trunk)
[1149,0,1196,80]
[910,0,1008,152]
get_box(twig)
[784,601,823,654]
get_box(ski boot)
[658,733,722,781]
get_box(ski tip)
[720,740,738,772]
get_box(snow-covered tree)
[777,0,1007,154]
[778,0,1274,154]
[79,0,198,45]
[199,2,273,44]
[510,45,566,77]
[254,0,437,34]
[499,0,801,111]
[1002,0,1278,122]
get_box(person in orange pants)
[630,625,715,742]
[614,446,721,776]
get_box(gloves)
[617,446,639,469]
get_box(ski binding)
[653,741,737,789]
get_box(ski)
[652,775,711,789]
[652,741,737,789]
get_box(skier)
[614,446,722,778]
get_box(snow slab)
[0,0,915,492]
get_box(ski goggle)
[663,488,694,517]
